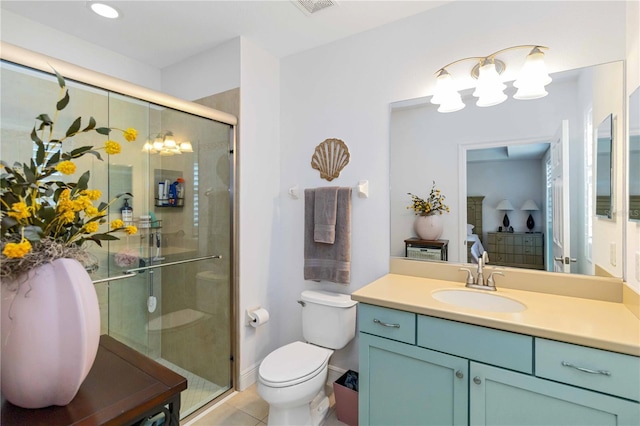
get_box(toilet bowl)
[258,341,333,425]
[257,290,357,426]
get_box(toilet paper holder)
[246,307,270,327]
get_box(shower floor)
[156,358,226,418]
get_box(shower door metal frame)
[1,41,240,400]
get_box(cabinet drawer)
[418,315,533,373]
[358,304,416,344]
[535,338,640,401]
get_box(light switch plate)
[636,252,640,282]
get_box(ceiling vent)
[293,0,338,15]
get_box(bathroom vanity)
[351,273,640,426]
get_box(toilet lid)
[259,341,332,388]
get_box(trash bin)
[333,370,358,426]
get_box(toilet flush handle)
[297,300,306,307]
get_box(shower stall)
[1,46,237,418]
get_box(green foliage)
[1,69,137,279]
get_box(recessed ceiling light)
[88,2,120,19]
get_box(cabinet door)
[470,362,639,426]
[359,333,468,426]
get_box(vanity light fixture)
[88,2,121,19]
[431,45,551,112]
[520,199,540,232]
[496,199,515,230]
[142,131,193,156]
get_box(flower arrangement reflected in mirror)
[407,181,450,216]
[407,181,450,241]
[0,68,138,280]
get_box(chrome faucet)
[459,251,503,291]
[476,254,485,288]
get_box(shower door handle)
[124,254,222,273]
[92,272,137,284]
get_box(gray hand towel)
[314,186,339,244]
[304,187,352,284]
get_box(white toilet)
[257,290,358,426]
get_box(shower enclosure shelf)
[155,198,184,207]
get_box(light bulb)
[473,61,507,107]
[179,141,193,152]
[431,69,465,112]
[514,47,552,100]
[89,2,120,19]
[163,137,177,148]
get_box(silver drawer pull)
[561,361,611,376]
[373,318,400,328]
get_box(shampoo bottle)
[121,198,133,225]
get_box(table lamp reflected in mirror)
[496,199,514,231]
[521,199,540,232]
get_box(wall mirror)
[630,87,640,221]
[595,114,613,219]
[390,60,624,278]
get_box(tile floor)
[156,358,224,418]
[182,384,347,426]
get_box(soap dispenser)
[121,198,133,225]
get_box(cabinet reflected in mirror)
[630,87,640,221]
[596,114,613,219]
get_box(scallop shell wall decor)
[311,138,350,181]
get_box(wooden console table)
[404,238,449,261]
[1,335,187,426]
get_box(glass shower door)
[107,95,234,417]
[1,58,235,420]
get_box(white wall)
[468,159,545,237]
[0,10,162,90]
[236,37,281,388]
[592,61,625,277]
[162,37,241,100]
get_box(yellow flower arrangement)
[1,69,138,279]
[407,181,450,216]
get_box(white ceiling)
[1,1,450,69]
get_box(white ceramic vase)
[1,258,100,408]
[414,214,444,240]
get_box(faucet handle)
[486,271,504,289]
[459,268,475,285]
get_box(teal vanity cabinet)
[358,304,640,425]
[470,362,638,425]
[358,304,468,425]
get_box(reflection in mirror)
[390,61,624,278]
[630,87,640,221]
[467,143,548,271]
[596,114,613,218]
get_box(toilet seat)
[259,341,333,388]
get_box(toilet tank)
[300,290,358,350]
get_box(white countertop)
[351,274,640,356]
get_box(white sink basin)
[432,289,526,313]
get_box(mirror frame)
[629,87,640,222]
[596,113,614,219]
